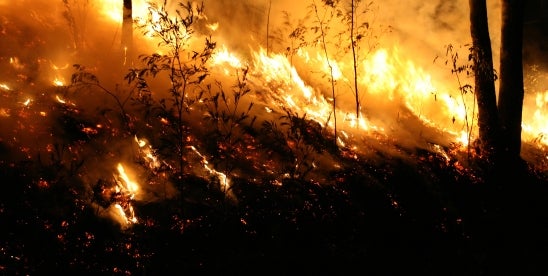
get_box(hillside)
[1,0,548,275]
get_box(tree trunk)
[351,0,360,120]
[469,0,500,159]
[498,0,524,164]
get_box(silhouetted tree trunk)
[469,0,501,160]
[498,0,524,165]
[351,0,360,120]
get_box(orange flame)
[188,146,234,199]
[116,163,139,196]
[53,77,65,87]
[135,136,161,170]
[0,83,10,91]
[523,90,548,147]
[111,163,139,225]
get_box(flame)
[9,57,24,70]
[56,95,66,104]
[189,146,231,193]
[114,203,137,224]
[206,22,219,31]
[116,163,139,196]
[111,163,140,225]
[523,90,548,146]
[250,47,384,137]
[51,63,69,70]
[358,47,476,143]
[53,77,65,87]
[212,45,244,74]
[135,136,161,170]
[456,131,471,147]
[0,83,10,91]
[252,48,324,116]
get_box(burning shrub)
[126,0,216,175]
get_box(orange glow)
[212,45,245,75]
[116,163,139,196]
[98,0,150,23]
[111,163,140,225]
[53,77,65,87]
[135,136,161,169]
[0,83,10,91]
[55,95,66,104]
[206,22,219,31]
[0,108,9,117]
[189,145,233,197]
[523,90,548,146]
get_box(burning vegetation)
[1,0,548,274]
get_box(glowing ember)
[0,108,9,117]
[206,22,219,31]
[135,136,161,170]
[9,57,24,70]
[0,83,10,91]
[53,77,65,87]
[55,95,66,104]
[81,127,98,135]
[188,146,231,193]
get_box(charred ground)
[0,86,547,275]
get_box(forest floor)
[2,123,548,275]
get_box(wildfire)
[55,95,66,104]
[135,136,161,170]
[9,57,24,70]
[251,48,330,122]
[456,131,471,147]
[98,0,172,45]
[111,163,140,225]
[116,163,139,196]
[212,45,245,74]
[523,90,548,147]
[99,0,151,23]
[206,22,219,32]
[53,77,65,87]
[188,146,232,197]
